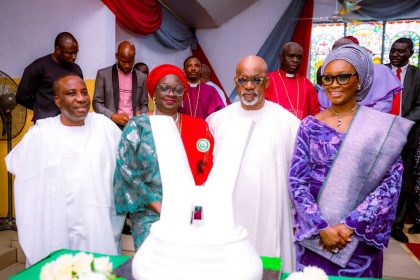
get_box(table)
[9,249,381,280]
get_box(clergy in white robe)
[5,74,125,265]
[206,56,300,272]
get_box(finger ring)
[331,248,339,254]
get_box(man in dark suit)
[386,37,420,243]
[93,41,148,128]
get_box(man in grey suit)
[386,37,420,243]
[93,41,149,128]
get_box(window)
[309,19,420,84]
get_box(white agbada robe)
[5,113,125,265]
[206,101,299,272]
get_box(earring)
[357,84,361,91]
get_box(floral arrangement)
[40,252,116,280]
[286,266,328,280]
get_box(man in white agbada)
[206,55,300,272]
[5,74,124,266]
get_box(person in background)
[6,74,124,265]
[200,63,228,106]
[265,42,320,119]
[289,44,412,277]
[114,64,214,249]
[134,62,149,75]
[385,37,420,242]
[179,56,225,119]
[16,32,83,122]
[93,41,149,129]
[207,55,300,272]
[317,36,402,113]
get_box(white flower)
[73,252,94,275]
[93,257,113,274]
[286,271,306,280]
[40,253,115,280]
[40,263,54,280]
[286,266,328,280]
[303,266,328,280]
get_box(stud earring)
[356,84,361,91]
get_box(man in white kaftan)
[206,56,300,272]
[5,74,124,265]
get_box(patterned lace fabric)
[289,116,403,248]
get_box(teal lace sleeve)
[113,115,162,214]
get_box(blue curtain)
[153,7,197,50]
[229,0,305,101]
[340,0,420,20]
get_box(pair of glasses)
[234,76,267,87]
[320,73,358,86]
[156,84,185,96]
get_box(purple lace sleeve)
[289,119,329,241]
[344,157,403,249]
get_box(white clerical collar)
[188,82,200,88]
[285,73,295,78]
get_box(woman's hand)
[319,224,351,252]
[335,223,354,243]
[148,201,162,214]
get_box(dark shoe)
[408,224,420,234]
[391,230,408,243]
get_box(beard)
[239,90,260,106]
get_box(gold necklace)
[187,84,201,118]
[329,104,358,127]
[278,70,300,118]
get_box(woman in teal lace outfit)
[113,115,162,249]
[113,64,214,250]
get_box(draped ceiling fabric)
[341,0,420,20]
[154,8,197,50]
[102,0,162,35]
[230,0,306,101]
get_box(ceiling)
[159,0,258,28]
[158,0,371,28]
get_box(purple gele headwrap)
[321,44,374,102]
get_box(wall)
[0,0,115,79]
[0,0,115,216]
[196,0,291,94]
[115,24,191,70]
[115,0,292,96]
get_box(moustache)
[240,90,258,96]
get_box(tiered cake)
[132,116,262,280]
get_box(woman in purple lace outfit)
[289,44,407,277]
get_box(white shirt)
[5,113,125,265]
[391,63,409,86]
[207,101,300,272]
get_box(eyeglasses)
[234,76,267,87]
[156,84,185,96]
[320,73,358,86]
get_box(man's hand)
[111,113,130,125]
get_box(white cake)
[132,116,262,280]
